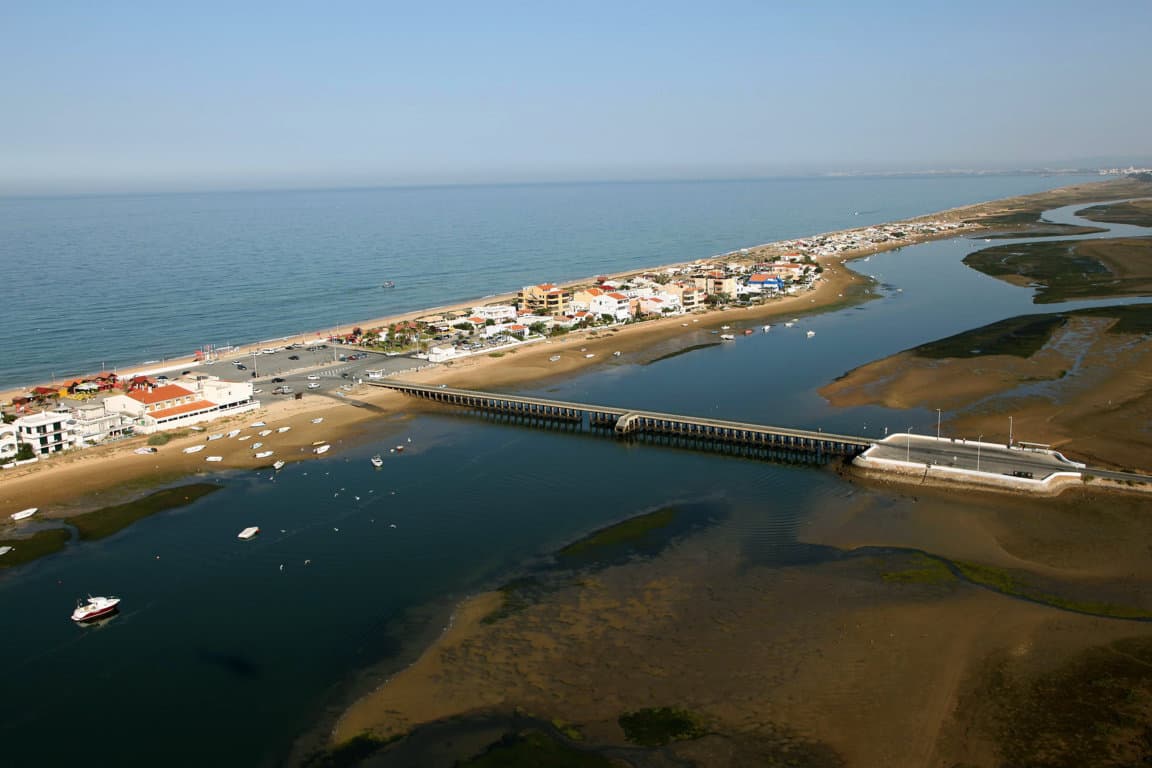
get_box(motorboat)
[584,353,595,358]
[0,545,13,557]
[206,456,223,462]
[742,329,753,335]
[277,426,291,433]
[762,325,771,331]
[311,440,327,446]
[258,429,273,437]
[183,445,205,454]
[71,595,120,623]
[252,442,263,449]
[237,526,259,540]
[549,355,561,362]
[273,460,286,470]
[226,429,241,438]
[613,351,622,357]
[311,418,324,424]
[720,334,735,341]
[207,433,224,441]
[807,330,816,338]
[238,435,252,441]
[721,325,731,330]
[10,507,37,521]
[254,450,274,459]
[371,455,383,468]
[134,446,157,455]
[314,444,330,455]
[394,445,405,453]
[250,421,266,427]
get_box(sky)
[2,0,1150,194]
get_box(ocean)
[0,174,1100,391]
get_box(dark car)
[271,377,285,383]
[181,370,191,376]
[288,355,299,360]
[236,364,247,370]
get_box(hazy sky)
[3,0,1150,193]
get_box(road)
[866,435,1085,479]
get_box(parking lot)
[203,344,430,397]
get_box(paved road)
[866,435,1085,479]
[204,345,429,398]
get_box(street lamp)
[906,427,913,462]
[1008,415,1014,448]
[936,408,942,440]
[977,434,983,472]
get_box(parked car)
[271,377,285,383]
[236,364,247,370]
[288,355,299,360]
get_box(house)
[0,422,17,461]
[693,274,738,297]
[13,410,78,456]
[71,401,130,446]
[469,305,517,323]
[589,292,633,323]
[517,283,573,316]
[742,273,786,295]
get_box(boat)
[226,429,241,438]
[784,321,795,328]
[721,325,731,330]
[250,421,266,427]
[183,445,205,454]
[71,595,120,623]
[10,507,37,521]
[584,353,595,358]
[394,445,405,453]
[252,442,263,449]
[0,545,12,557]
[311,418,324,424]
[277,426,291,433]
[258,429,272,437]
[254,450,274,459]
[134,446,157,455]
[381,280,395,288]
[273,460,286,470]
[549,355,561,362]
[206,455,223,462]
[238,435,252,441]
[311,440,327,446]
[742,329,753,335]
[762,325,771,331]
[371,455,383,468]
[206,433,223,441]
[720,334,735,341]
[237,526,259,540]
[613,350,622,357]
[314,444,330,455]
[806,330,816,338]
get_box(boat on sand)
[11,507,37,521]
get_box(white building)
[589,292,633,322]
[13,410,79,456]
[72,401,130,446]
[0,422,17,461]
[105,379,257,433]
[469,305,518,323]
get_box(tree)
[15,443,35,461]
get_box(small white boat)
[252,442,263,449]
[206,433,224,441]
[258,429,272,437]
[311,418,324,424]
[134,446,157,455]
[226,429,241,438]
[394,445,405,453]
[314,444,330,455]
[371,455,383,468]
[784,321,795,328]
[237,526,259,540]
[183,445,205,454]
[189,426,205,432]
[72,595,120,622]
[613,351,621,357]
[311,440,327,446]
[277,426,291,433]
[549,355,561,362]
[255,450,274,459]
[11,507,37,521]
[719,334,735,341]
[584,353,595,358]
[762,325,771,331]
[806,330,816,338]
[273,460,286,470]
[250,421,266,427]
[0,545,13,556]
[238,435,252,441]
[721,325,731,330]
[206,456,223,462]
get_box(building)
[104,379,257,433]
[13,410,78,456]
[0,422,17,462]
[589,292,634,322]
[469,304,518,323]
[71,401,130,446]
[517,283,573,316]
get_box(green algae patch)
[953,560,1152,620]
[645,342,722,365]
[459,730,613,767]
[559,507,677,559]
[0,529,71,568]
[301,732,402,768]
[912,313,1067,359]
[70,483,222,540]
[881,554,956,585]
[1076,199,1152,227]
[618,706,707,747]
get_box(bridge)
[367,380,872,460]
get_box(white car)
[306,374,319,380]
[307,382,320,389]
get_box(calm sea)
[0,174,1099,390]
[3,178,1144,768]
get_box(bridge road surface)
[868,435,1086,479]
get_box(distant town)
[1,217,970,467]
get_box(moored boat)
[0,545,13,556]
[206,455,223,462]
[720,334,735,341]
[71,595,120,623]
[183,445,205,454]
[254,450,274,459]
[807,330,816,338]
[314,444,330,455]
[237,526,259,540]
[11,507,38,521]
[277,426,291,433]
[371,455,383,468]
[311,418,324,424]
[273,459,286,470]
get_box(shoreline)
[3,177,1149,526]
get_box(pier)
[368,380,871,461]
